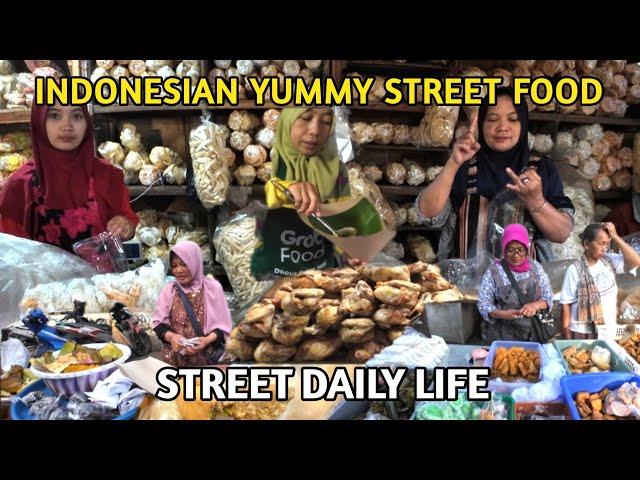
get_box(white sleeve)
[607,253,625,274]
[560,264,579,305]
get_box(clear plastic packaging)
[403,160,426,186]
[234,164,257,186]
[162,164,187,185]
[243,144,268,167]
[350,122,376,144]
[382,240,405,260]
[98,141,125,165]
[550,164,595,260]
[189,114,230,209]
[72,232,128,274]
[149,146,182,169]
[362,163,383,184]
[533,134,553,154]
[213,202,274,309]
[407,234,436,263]
[384,162,406,185]
[138,165,162,186]
[256,162,272,183]
[348,169,397,229]
[413,105,460,148]
[372,122,394,145]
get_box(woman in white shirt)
[560,222,640,339]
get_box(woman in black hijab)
[416,87,574,261]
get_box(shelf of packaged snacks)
[92,100,282,115]
[529,112,640,127]
[593,190,631,202]
[0,109,30,125]
[127,186,188,197]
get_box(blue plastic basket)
[484,341,545,394]
[10,379,137,421]
[560,372,640,420]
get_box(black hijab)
[452,87,531,207]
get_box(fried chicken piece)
[281,288,325,315]
[340,281,376,316]
[408,261,432,276]
[430,288,464,303]
[292,276,318,289]
[418,269,453,293]
[373,280,422,308]
[317,298,341,309]
[373,306,412,329]
[339,318,376,344]
[271,323,305,346]
[305,305,345,336]
[271,284,294,308]
[225,331,256,361]
[360,264,410,283]
[348,340,387,363]
[253,339,296,363]
[294,336,343,361]
[274,312,310,329]
[303,267,360,294]
[239,317,273,339]
[244,302,276,324]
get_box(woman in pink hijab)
[152,241,232,367]
[477,223,554,343]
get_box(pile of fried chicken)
[226,261,468,363]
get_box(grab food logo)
[280,230,324,248]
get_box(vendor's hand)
[184,335,215,355]
[288,182,321,217]
[347,257,363,267]
[449,113,481,167]
[501,309,521,320]
[519,303,540,317]
[107,215,135,240]
[505,167,545,210]
[167,332,184,353]
[602,222,620,242]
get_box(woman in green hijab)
[251,107,352,277]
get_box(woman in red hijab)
[0,102,138,251]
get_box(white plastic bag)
[0,233,95,327]
[1,338,31,370]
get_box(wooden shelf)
[127,186,187,197]
[529,112,640,127]
[361,144,449,153]
[379,185,424,196]
[92,100,281,114]
[594,190,631,201]
[0,109,30,125]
